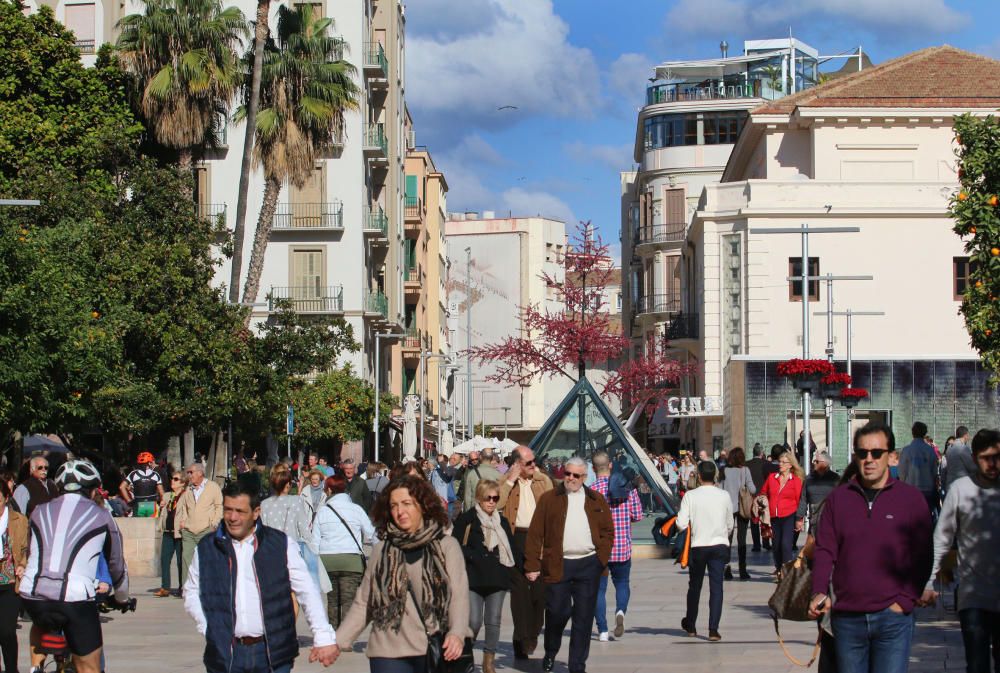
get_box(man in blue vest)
[183,482,339,673]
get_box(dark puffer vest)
[198,522,297,673]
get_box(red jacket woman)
[761,471,803,518]
[760,451,806,571]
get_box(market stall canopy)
[451,435,495,455]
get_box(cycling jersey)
[126,467,161,501]
[21,494,130,603]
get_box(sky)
[402,0,1000,262]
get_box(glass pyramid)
[529,377,679,516]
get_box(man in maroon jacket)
[809,422,934,673]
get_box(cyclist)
[123,451,164,516]
[21,459,130,673]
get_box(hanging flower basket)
[777,359,835,395]
[820,372,852,399]
[839,387,869,409]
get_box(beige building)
[691,46,1000,461]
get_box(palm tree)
[235,4,359,324]
[116,0,247,196]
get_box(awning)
[654,50,786,81]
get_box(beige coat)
[156,491,183,538]
[175,480,223,536]
[498,471,553,529]
[336,535,471,658]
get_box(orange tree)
[951,114,1000,373]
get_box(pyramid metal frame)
[528,377,679,516]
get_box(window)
[954,257,979,300]
[789,257,820,301]
[616,293,622,311]
[290,248,324,298]
[643,111,748,150]
[64,3,95,53]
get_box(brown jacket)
[498,471,553,529]
[523,483,614,583]
[3,507,29,592]
[175,480,223,536]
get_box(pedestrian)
[0,480,28,673]
[317,457,334,478]
[462,450,501,512]
[260,464,324,612]
[453,479,516,673]
[524,456,613,673]
[925,428,1000,673]
[175,463,224,588]
[678,454,695,498]
[899,421,940,516]
[677,460,733,642]
[943,426,977,490]
[745,444,770,551]
[123,451,165,516]
[299,469,327,521]
[183,482,339,673]
[759,450,804,576]
[590,450,643,641]
[340,459,373,512]
[12,455,57,517]
[809,422,934,673]
[802,450,840,532]
[335,475,471,672]
[154,469,188,597]
[498,446,553,660]
[365,462,389,498]
[720,447,755,581]
[429,454,459,519]
[312,473,374,629]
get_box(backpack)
[607,464,637,501]
[130,469,159,500]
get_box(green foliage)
[287,367,394,447]
[951,114,1000,375]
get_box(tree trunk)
[229,0,270,306]
[240,176,281,327]
[178,147,194,203]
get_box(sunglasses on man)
[564,471,586,480]
[854,449,888,460]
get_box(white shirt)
[562,489,596,558]
[312,494,375,555]
[191,481,206,503]
[677,484,734,548]
[183,532,336,647]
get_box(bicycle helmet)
[137,451,154,465]
[55,459,102,493]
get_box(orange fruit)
[958,192,969,201]
[992,196,999,207]
[91,311,100,319]
[987,329,993,336]
[993,248,1000,257]
[976,281,983,288]
[970,226,978,234]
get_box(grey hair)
[30,455,48,469]
[565,456,587,470]
[187,463,205,475]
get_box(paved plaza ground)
[17,545,965,673]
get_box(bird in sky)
[497,105,518,111]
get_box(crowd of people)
[2,419,994,673]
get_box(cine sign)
[666,396,723,417]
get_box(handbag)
[767,552,822,667]
[406,553,475,673]
[738,485,755,520]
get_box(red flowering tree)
[467,222,695,414]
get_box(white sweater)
[677,484,734,548]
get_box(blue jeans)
[594,559,632,633]
[772,515,797,570]
[370,656,426,673]
[959,608,1000,673]
[832,607,916,673]
[227,641,292,673]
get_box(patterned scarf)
[368,520,451,634]
[474,504,514,568]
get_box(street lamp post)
[373,332,401,464]
[465,247,473,442]
[501,406,511,439]
[480,389,500,438]
[454,373,485,440]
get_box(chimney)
[720,40,729,58]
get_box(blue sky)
[403,0,1000,259]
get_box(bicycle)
[35,598,137,673]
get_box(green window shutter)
[405,175,417,198]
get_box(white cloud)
[665,0,968,38]
[565,141,633,171]
[406,0,600,145]
[501,187,577,224]
[607,52,655,104]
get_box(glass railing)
[269,285,344,313]
[272,201,344,229]
[646,81,759,105]
[364,123,387,156]
[364,42,388,77]
[364,205,388,236]
[366,290,388,318]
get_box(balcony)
[364,205,389,241]
[402,326,422,357]
[363,124,387,162]
[645,80,760,106]
[272,201,343,230]
[363,42,388,81]
[268,285,344,313]
[635,293,681,316]
[196,203,227,225]
[404,195,423,223]
[364,290,388,320]
[664,313,699,341]
[404,266,421,296]
[75,39,96,55]
[634,222,686,249]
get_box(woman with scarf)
[451,479,516,673]
[336,475,471,673]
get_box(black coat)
[452,509,519,594]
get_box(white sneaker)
[598,631,610,642]
[614,610,625,638]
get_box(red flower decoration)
[840,387,869,399]
[776,359,835,377]
[821,372,852,386]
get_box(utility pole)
[825,309,884,458]
[465,247,473,439]
[750,223,860,474]
[501,406,511,439]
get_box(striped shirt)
[591,476,643,563]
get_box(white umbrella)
[451,435,494,455]
[440,428,454,456]
[402,395,418,461]
[496,437,519,453]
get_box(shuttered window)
[290,249,324,299]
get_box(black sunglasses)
[854,449,888,460]
[564,471,586,479]
[522,460,535,466]
[482,495,500,502]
